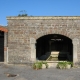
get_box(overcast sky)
[0,0,80,26]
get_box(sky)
[0,0,80,26]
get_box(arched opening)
[36,34,73,61]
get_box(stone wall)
[7,16,80,63]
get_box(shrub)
[57,62,66,69]
[42,61,48,68]
[32,61,42,70]
[57,61,73,69]
[32,61,48,70]
[67,62,73,67]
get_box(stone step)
[46,61,67,68]
[47,62,58,68]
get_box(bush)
[57,62,66,69]
[42,61,48,68]
[57,61,73,69]
[33,62,42,70]
[32,61,48,70]
[67,62,73,67]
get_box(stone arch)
[35,31,73,40]
[30,34,79,64]
[36,34,73,61]
[30,32,78,64]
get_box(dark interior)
[36,34,73,61]
[0,31,4,62]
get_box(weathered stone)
[6,16,80,64]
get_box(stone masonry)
[7,16,80,64]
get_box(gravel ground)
[0,64,80,80]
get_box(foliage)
[42,61,48,68]
[18,14,28,17]
[57,62,66,69]
[57,61,73,69]
[33,62,42,70]
[67,61,73,67]
[32,61,48,70]
[18,10,28,17]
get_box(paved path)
[0,64,80,80]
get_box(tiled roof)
[0,25,8,32]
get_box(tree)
[18,10,28,17]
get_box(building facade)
[3,16,80,64]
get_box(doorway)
[36,34,73,61]
[0,31,4,62]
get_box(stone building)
[1,16,80,65]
